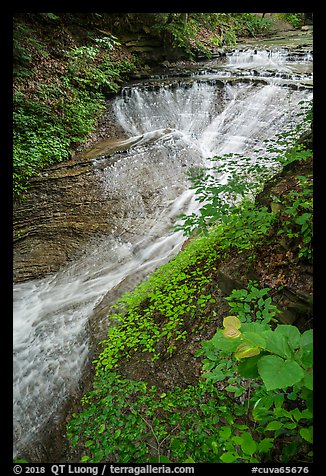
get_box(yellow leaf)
[222,326,241,339]
[271,202,281,214]
[235,343,261,360]
[223,316,241,329]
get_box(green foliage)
[175,154,279,237]
[13,28,136,198]
[152,13,273,59]
[67,370,273,463]
[65,35,133,94]
[67,175,313,463]
[203,312,313,390]
[13,22,34,73]
[276,13,304,29]
[233,13,273,37]
[175,197,277,274]
[94,232,219,371]
[199,307,313,462]
[276,175,313,261]
[69,305,312,463]
[226,281,280,324]
[13,87,104,196]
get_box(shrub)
[13,32,136,198]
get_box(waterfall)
[13,47,312,458]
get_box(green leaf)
[234,387,245,397]
[273,407,292,419]
[265,421,283,431]
[232,435,243,445]
[300,427,313,443]
[220,451,238,463]
[238,354,260,378]
[300,331,313,369]
[241,321,270,333]
[273,393,285,408]
[284,422,297,430]
[98,423,105,434]
[295,349,311,370]
[274,325,301,351]
[81,455,90,462]
[295,213,311,225]
[264,331,292,359]
[257,355,304,391]
[241,331,266,348]
[240,432,257,455]
[257,438,274,453]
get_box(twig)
[138,412,179,462]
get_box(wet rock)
[13,162,114,282]
[273,285,313,327]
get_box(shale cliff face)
[13,154,111,283]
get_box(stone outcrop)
[13,156,112,282]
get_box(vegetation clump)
[67,118,313,462]
[13,15,137,198]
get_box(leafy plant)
[68,371,238,463]
[13,27,136,198]
[174,96,312,241]
[234,13,273,37]
[68,369,281,463]
[226,281,280,324]
[276,175,313,261]
[276,13,304,29]
[175,153,279,237]
[199,312,313,462]
[67,163,313,463]
[65,37,133,94]
[95,237,218,371]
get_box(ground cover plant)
[13,16,137,198]
[67,124,313,462]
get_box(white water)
[13,48,312,457]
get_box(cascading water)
[13,45,313,459]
